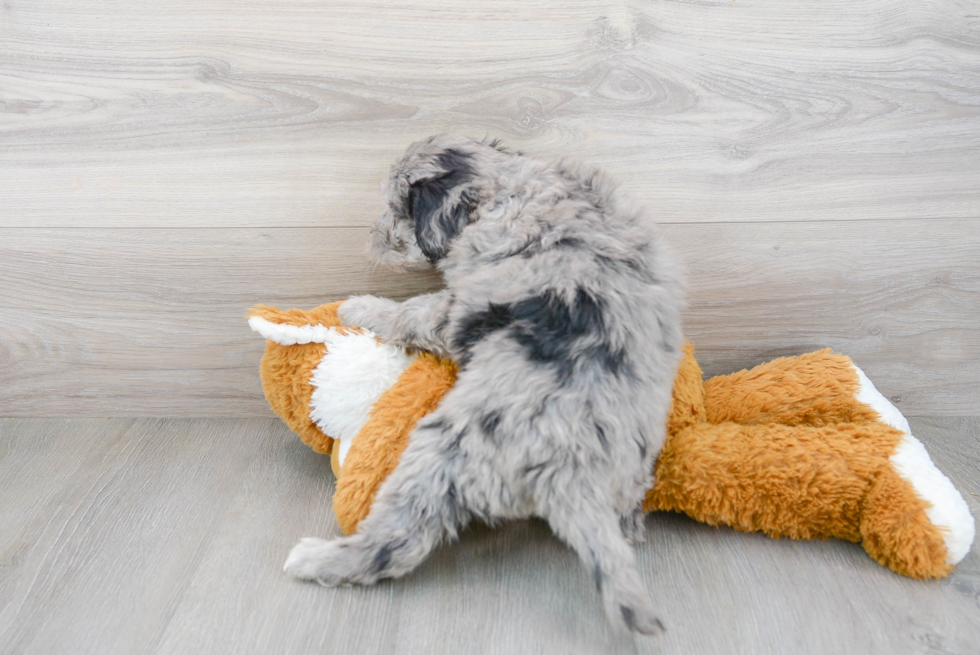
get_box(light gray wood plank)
[0,418,977,655]
[1,219,977,416]
[0,228,441,417]
[907,417,980,505]
[0,419,122,588]
[2,0,978,227]
[666,219,980,414]
[0,419,269,655]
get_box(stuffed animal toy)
[249,301,974,580]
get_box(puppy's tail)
[546,500,664,635]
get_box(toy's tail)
[656,346,975,579]
[248,315,369,346]
[246,302,349,456]
[248,302,359,345]
[849,364,975,571]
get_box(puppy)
[284,135,685,635]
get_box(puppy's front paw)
[337,295,391,331]
[283,537,339,583]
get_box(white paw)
[607,586,665,636]
[622,604,666,637]
[283,537,332,580]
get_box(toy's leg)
[852,372,975,575]
[646,417,974,579]
[860,467,955,579]
[646,421,887,537]
[543,490,663,635]
[702,349,880,426]
[339,291,454,358]
[283,418,466,584]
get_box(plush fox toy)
[249,301,974,580]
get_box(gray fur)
[283,135,685,636]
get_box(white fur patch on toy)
[853,363,975,564]
[308,329,413,467]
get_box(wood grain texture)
[1,219,977,416]
[0,228,442,416]
[666,219,980,413]
[1,0,978,417]
[1,0,979,227]
[0,417,977,654]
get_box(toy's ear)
[408,153,478,263]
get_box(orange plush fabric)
[702,348,880,427]
[333,353,458,534]
[251,302,348,455]
[644,345,951,579]
[861,466,953,578]
[649,420,901,542]
[252,303,960,580]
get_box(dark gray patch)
[584,344,629,377]
[508,287,629,381]
[620,605,636,630]
[448,427,467,449]
[516,235,582,260]
[484,136,509,152]
[479,410,502,440]
[522,462,547,483]
[420,418,448,432]
[409,149,478,263]
[595,422,609,453]
[434,305,452,338]
[373,543,393,574]
[453,303,514,366]
[554,236,584,249]
[372,537,411,575]
[594,254,617,269]
[445,482,458,525]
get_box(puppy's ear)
[408,150,478,263]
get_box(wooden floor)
[0,417,977,655]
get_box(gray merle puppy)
[284,134,685,635]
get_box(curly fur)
[284,135,686,635]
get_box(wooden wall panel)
[0,228,440,416]
[1,0,978,416]
[2,0,978,227]
[667,219,980,412]
[0,220,976,416]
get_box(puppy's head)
[370,134,506,270]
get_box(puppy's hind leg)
[284,420,466,585]
[545,491,664,635]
